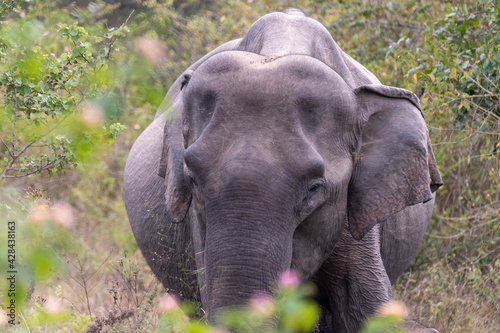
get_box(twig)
[65,273,88,305]
[1,140,36,178]
[18,309,31,333]
[0,136,14,158]
[76,257,93,316]
[73,40,91,64]
[481,71,500,92]
[61,294,82,314]
[87,251,115,294]
[16,141,35,157]
[364,19,425,32]
[427,230,466,239]
[84,309,134,333]
[460,67,496,97]
[431,126,499,136]
[5,50,18,150]
[430,128,478,146]
[2,159,59,178]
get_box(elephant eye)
[309,183,321,194]
[298,180,326,220]
[184,165,198,186]
[302,181,325,205]
[188,174,198,186]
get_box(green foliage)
[153,279,410,333]
[0,3,127,178]
[360,317,404,333]
[319,0,444,86]
[393,0,499,131]
[393,0,500,265]
[388,1,500,331]
[0,188,81,327]
[156,283,404,333]
[218,284,319,333]
[0,0,23,20]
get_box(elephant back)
[236,10,381,88]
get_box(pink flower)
[28,201,76,228]
[249,292,275,316]
[278,269,301,288]
[51,201,76,228]
[377,301,409,319]
[0,309,7,327]
[45,296,64,313]
[28,202,51,224]
[158,293,180,313]
[79,102,104,128]
[135,37,167,66]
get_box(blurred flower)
[28,202,51,224]
[377,301,409,319]
[158,293,180,313]
[133,124,141,130]
[135,36,167,66]
[249,292,275,316]
[28,201,76,228]
[79,101,104,128]
[51,201,76,228]
[0,309,7,327]
[278,269,301,288]
[45,296,64,313]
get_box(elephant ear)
[158,95,192,223]
[348,85,443,240]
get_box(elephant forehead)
[194,51,347,85]
[188,51,357,120]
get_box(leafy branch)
[0,15,129,179]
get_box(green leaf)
[463,100,470,110]
[72,46,83,56]
[21,85,31,95]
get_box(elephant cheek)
[291,207,345,278]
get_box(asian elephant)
[123,8,442,333]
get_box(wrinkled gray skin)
[124,8,442,333]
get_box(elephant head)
[157,49,442,319]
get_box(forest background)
[0,0,499,332]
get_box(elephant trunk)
[203,192,293,321]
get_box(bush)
[0,0,127,179]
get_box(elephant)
[123,8,443,333]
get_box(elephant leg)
[124,115,198,302]
[311,223,392,333]
[379,198,440,333]
[379,198,435,284]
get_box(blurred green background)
[0,0,499,332]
